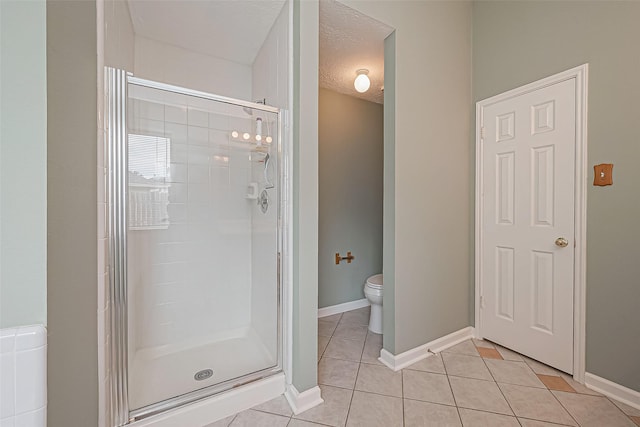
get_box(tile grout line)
[344,387,407,401]
[603,395,640,424]
[227,413,238,426]
[337,313,356,427]
[343,360,361,427]
[442,348,525,423]
[474,341,519,420]
[357,330,368,364]
[430,351,459,425]
[548,387,582,426]
[516,416,578,427]
[441,351,465,426]
[401,364,406,427]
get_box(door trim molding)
[475,64,588,383]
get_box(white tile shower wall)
[250,0,289,352]
[0,325,47,426]
[249,150,279,358]
[128,95,255,351]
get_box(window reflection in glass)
[128,134,171,229]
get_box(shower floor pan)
[128,327,277,412]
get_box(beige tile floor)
[208,307,640,427]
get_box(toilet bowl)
[364,274,383,334]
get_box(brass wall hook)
[335,251,355,265]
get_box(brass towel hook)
[335,251,355,265]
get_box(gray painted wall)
[0,0,47,329]
[292,0,320,392]
[318,88,383,309]
[47,1,99,425]
[473,1,640,392]
[341,0,473,355]
[382,32,396,349]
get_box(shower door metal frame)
[106,67,131,427]
[106,68,286,425]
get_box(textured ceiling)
[128,0,391,103]
[127,0,286,65]
[320,0,393,104]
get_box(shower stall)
[106,68,286,424]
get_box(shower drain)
[194,369,213,381]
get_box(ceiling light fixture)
[354,69,370,93]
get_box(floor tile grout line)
[439,350,452,392]
[604,395,640,422]
[358,331,368,363]
[517,415,577,426]
[402,396,458,409]
[288,417,332,427]
[475,341,518,419]
[322,355,364,364]
[482,351,548,388]
[251,406,293,417]
[455,405,528,420]
[453,406,527,425]
[322,337,366,363]
[554,390,640,425]
[401,365,405,427]
[343,361,362,427]
[331,335,367,342]
[439,348,466,426]
[318,323,355,427]
[319,337,329,360]
[227,412,238,426]
[548,387,582,426]
[349,384,404,400]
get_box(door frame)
[475,64,588,382]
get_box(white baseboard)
[284,384,324,415]
[318,298,369,318]
[378,327,475,371]
[584,372,640,411]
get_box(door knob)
[555,237,569,247]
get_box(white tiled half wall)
[0,325,47,427]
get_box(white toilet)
[364,274,383,334]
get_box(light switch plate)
[593,163,613,186]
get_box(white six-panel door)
[479,78,576,373]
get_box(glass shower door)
[120,77,281,419]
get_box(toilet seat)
[366,274,383,290]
